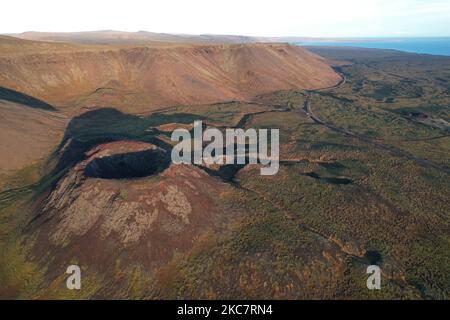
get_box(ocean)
[293,37,450,56]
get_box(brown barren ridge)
[0,35,340,115]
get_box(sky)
[1,0,450,37]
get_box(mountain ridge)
[0,38,341,115]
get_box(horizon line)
[3,30,450,39]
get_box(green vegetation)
[1,48,449,299]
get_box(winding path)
[303,76,450,175]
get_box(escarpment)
[0,37,341,115]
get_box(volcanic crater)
[83,145,171,180]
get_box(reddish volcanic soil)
[0,99,67,177]
[0,36,341,115]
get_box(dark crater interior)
[84,149,171,179]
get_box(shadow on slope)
[0,87,56,111]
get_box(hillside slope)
[0,99,67,179]
[0,37,341,114]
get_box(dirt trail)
[302,76,450,175]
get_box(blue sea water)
[294,38,450,56]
